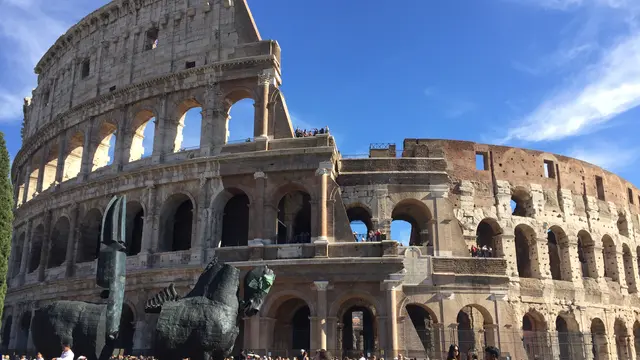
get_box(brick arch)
[223,86,257,105]
[126,108,158,163]
[397,298,438,323]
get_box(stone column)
[151,94,168,164]
[35,143,48,193]
[255,70,274,140]
[428,187,449,256]
[191,176,208,264]
[535,238,550,280]
[65,203,79,277]
[247,315,261,351]
[313,281,330,350]
[112,116,125,170]
[79,122,93,181]
[201,77,228,156]
[566,235,583,286]
[8,307,19,350]
[630,254,640,294]
[144,184,159,253]
[315,161,332,244]
[616,250,629,293]
[19,220,32,285]
[21,163,31,204]
[251,172,267,245]
[54,132,66,185]
[382,280,402,359]
[38,209,52,281]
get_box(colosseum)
[3,1,640,359]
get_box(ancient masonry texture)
[3,1,640,359]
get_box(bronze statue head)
[242,265,275,317]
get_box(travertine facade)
[4,1,640,359]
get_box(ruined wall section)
[25,0,264,139]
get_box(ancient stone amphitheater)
[3,1,640,359]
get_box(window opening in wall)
[629,188,634,204]
[175,105,203,151]
[475,152,488,171]
[511,188,533,217]
[391,220,412,246]
[347,205,374,242]
[595,176,605,200]
[543,160,556,178]
[185,61,196,69]
[43,90,50,106]
[227,98,255,143]
[109,86,116,92]
[81,59,90,79]
[144,28,159,51]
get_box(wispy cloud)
[423,87,476,119]
[502,33,640,143]
[512,43,595,76]
[0,0,108,122]
[568,142,640,171]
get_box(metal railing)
[369,142,394,150]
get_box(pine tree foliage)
[0,132,13,319]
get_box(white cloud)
[502,33,640,142]
[568,143,640,170]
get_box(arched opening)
[17,312,30,354]
[128,110,156,162]
[456,305,494,355]
[276,190,311,244]
[602,235,619,282]
[11,233,24,278]
[340,305,376,358]
[404,304,440,359]
[2,315,12,350]
[591,318,609,360]
[63,131,84,181]
[125,201,144,256]
[391,220,412,246]
[221,191,250,247]
[29,224,44,273]
[511,187,534,217]
[92,120,117,171]
[346,205,373,242]
[623,244,637,293]
[118,304,135,355]
[174,101,202,151]
[78,209,102,263]
[615,319,631,360]
[556,314,585,360]
[41,141,59,191]
[634,321,640,360]
[515,224,538,278]
[618,212,629,237]
[547,226,571,281]
[270,298,310,354]
[578,231,597,279]
[26,152,40,201]
[522,311,550,359]
[47,217,70,268]
[227,97,255,143]
[475,219,503,257]
[160,194,194,251]
[391,199,432,246]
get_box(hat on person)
[485,346,500,357]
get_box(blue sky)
[2,0,640,244]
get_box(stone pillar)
[65,203,79,277]
[143,184,158,253]
[54,132,66,184]
[38,209,52,281]
[152,95,168,164]
[566,235,584,286]
[255,70,273,139]
[247,315,261,351]
[616,250,629,293]
[313,281,330,350]
[251,172,267,245]
[112,117,125,170]
[35,143,48,193]
[382,280,402,358]
[79,122,93,180]
[630,254,640,294]
[201,77,228,156]
[8,307,19,350]
[428,187,450,256]
[535,238,550,280]
[191,176,208,264]
[315,161,332,244]
[19,220,32,284]
[21,163,31,204]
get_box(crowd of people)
[446,345,502,360]
[294,127,329,138]
[353,229,386,242]
[469,244,493,258]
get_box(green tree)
[0,132,13,319]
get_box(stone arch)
[29,224,44,273]
[618,211,630,237]
[522,309,550,360]
[547,225,572,281]
[263,290,316,319]
[125,201,144,256]
[78,208,102,263]
[91,119,118,171]
[11,232,24,278]
[25,150,41,201]
[556,312,586,360]
[475,218,503,257]
[602,235,619,282]
[623,244,637,293]
[63,130,84,181]
[614,318,632,360]
[16,311,31,353]
[273,184,312,244]
[47,216,70,268]
[514,224,539,278]
[335,297,379,358]
[391,198,432,246]
[126,108,156,162]
[225,87,257,142]
[173,98,203,152]
[403,303,440,358]
[591,318,609,360]
[511,186,534,217]
[159,193,195,252]
[578,230,598,279]
[268,296,312,353]
[346,203,374,238]
[455,304,495,354]
[219,188,250,247]
[41,139,59,192]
